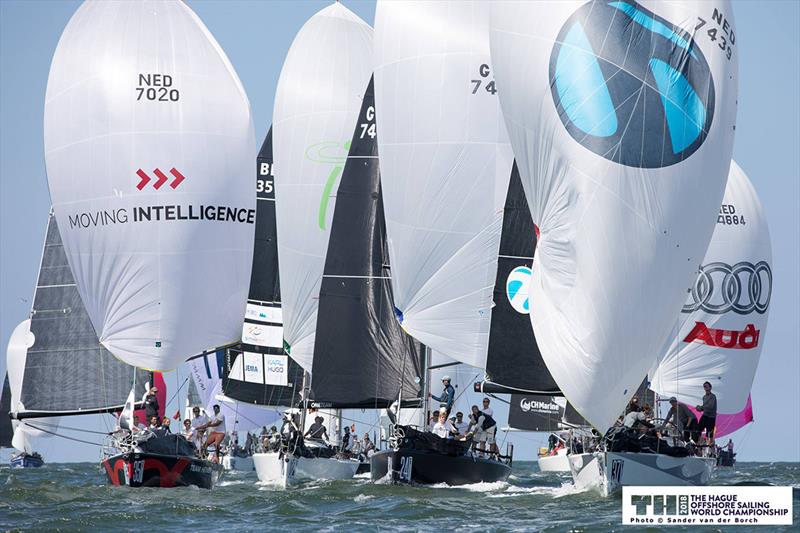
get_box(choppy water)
[1,461,797,532]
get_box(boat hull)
[569,451,715,497]
[10,453,44,468]
[222,455,254,472]
[370,449,511,485]
[537,451,570,472]
[101,452,223,489]
[253,451,358,488]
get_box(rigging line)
[166,376,189,406]
[23,423,104,447]
[20,420,110,436]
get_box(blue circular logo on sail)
[506,266,532,315]
[549,1,715,168]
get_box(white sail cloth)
[652,162,770,410]
[6,320,57,452]
[43,0,255,370]
[272,3,373,371]
[490,0,739,429]
[374,1,512,368]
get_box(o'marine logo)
[550,1,715,168]
[506,266,532,314]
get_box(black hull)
[102,452,223,489]
[370,449,511,486]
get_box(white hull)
[222,455,254,472]
[569,451,715,497]
[253,452,358,489]
[537,450,570,472]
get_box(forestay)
[652,162,770,411]
[490,0,739,429]
[44,0,255,370]
[374,1,512,368]
[272,3,373,371]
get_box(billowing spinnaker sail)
[374,1,512,368]
[652,162,770,411]
[43,0,256,370]
[6,320,55,452]
[490,1,739,429]
[273,3,373,371]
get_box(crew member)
[144,386,159,421]
[660,397,698,442]
[431,409,457,439]
[430,376,455,417]
[695,382,717,446]
[191,406,209,452]
[202,404,226,462]
[625,396,641,414]
[453,412,470,436]
[623,403,654,429]
[304,416,329,442]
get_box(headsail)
[652,161,771,411]
[15,213,147,420]
[490,0,739,429]
[374,0,511,368]
[310,77,424,409]
[272,2,373,372]
[44,0,256,370]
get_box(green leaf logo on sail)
[305,140,350,230]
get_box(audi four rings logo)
[549,1,715,168]
[682,261,772,315]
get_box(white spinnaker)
[374,1,512,368]
[490,1,739,429]
[6,320,57,452]
[272,3,373,371]
[44,0,255,371]
[652,162,770,410]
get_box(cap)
[442,375,451,381]
[669,396,678,403]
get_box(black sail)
[221,127,303,407]
[0,375,12,447]
[310,77,423,409]
[484,164,560,395]
[17,213,147,419]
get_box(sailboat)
[8,213,149,468]
[43,0,256,488]
[370,0,514,485]
[569,160,769,495]
[252,2,373,488]
[490,0,739,495]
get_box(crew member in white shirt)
[431,409,457,439]
[453,411,470,436]
[191,406,210,454]
[202,404,226,462]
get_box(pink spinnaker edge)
[686,395,753,439]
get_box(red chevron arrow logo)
[152,168,169,190]
[136,169,151,190]
[169,168,185,189]
[136,167,187,190]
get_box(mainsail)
[43,0,256,370]
[220,129,304,408]
[652,161,771,411]
[490,0,739,429]
[484,164,559,394]
[272,2,373,372]
[374,0,511,368]
[310,77,424,409]
[15,213,147,420]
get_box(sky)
[0,1,798,464]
